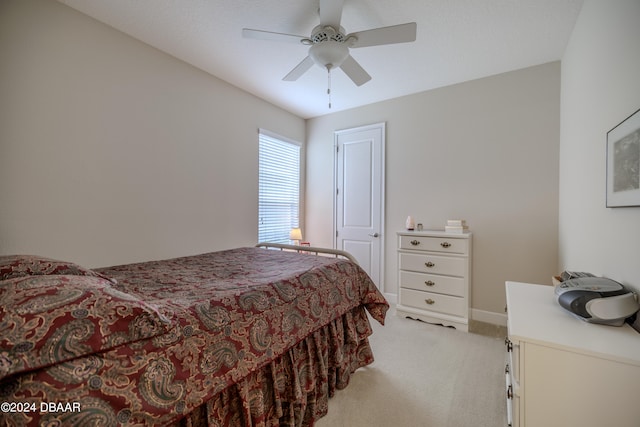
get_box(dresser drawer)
[506,338,520,384]
[400,288,467,317]
[399,252,467,276]
[399,270,465,297]
[399,235,469,254]
[506,358,520,426]
[505,337,521,427]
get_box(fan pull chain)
[327,67,332,109]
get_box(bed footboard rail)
[255,242,358,264]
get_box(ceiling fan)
[242,0,417,88]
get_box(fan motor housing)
[311,25,346,43]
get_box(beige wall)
[8,0,628,325]
[559,0,640,292]
[0,0,305,267]
[306,62,561,320]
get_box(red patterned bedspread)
[0,248,388,426]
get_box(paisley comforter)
[0,248,388,426]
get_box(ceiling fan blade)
[340,55,371,86]
[242,28,306,44]
[349,22,417,48]
[283,56,315,81]
[319,0,344,29]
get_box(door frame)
[333,122,385,292]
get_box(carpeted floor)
[316,311,508,427]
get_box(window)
[258,130,301,244]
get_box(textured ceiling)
[57,0,584,119]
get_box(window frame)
[258,129,302,244]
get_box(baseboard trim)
[384,293,397,305]
[472,308,507,326]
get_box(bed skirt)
[175,305,375,427]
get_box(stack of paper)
[445,219,469,233]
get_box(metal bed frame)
[255,242,358,264]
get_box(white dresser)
[505,281,640,427]
[396,230,472,331]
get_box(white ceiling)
[57,0,584,119]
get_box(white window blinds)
[258,130,301,244]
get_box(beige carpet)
[316,311,507,427]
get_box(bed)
[0,245,388,426]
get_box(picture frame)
[606,107,640,207]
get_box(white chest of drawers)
[505,281,640,427]
[396,230,472,331]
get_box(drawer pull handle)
[425,261,435,268]
[505,338,513,352]
[440,242,451,248]
[424,280,435,287]
[425,299,435,305]
[410,239,420,246]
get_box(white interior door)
[334,123,385,289]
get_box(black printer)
[555,275,640,326]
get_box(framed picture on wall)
[606,107,640,207]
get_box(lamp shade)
[289,228,302,241]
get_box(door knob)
[369,233,379,237]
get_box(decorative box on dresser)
[505,281,640,427]
[396,230,472,331]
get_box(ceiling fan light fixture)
[309,40,349,69]
[242,0,417,93]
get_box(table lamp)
[289,228,302,245]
